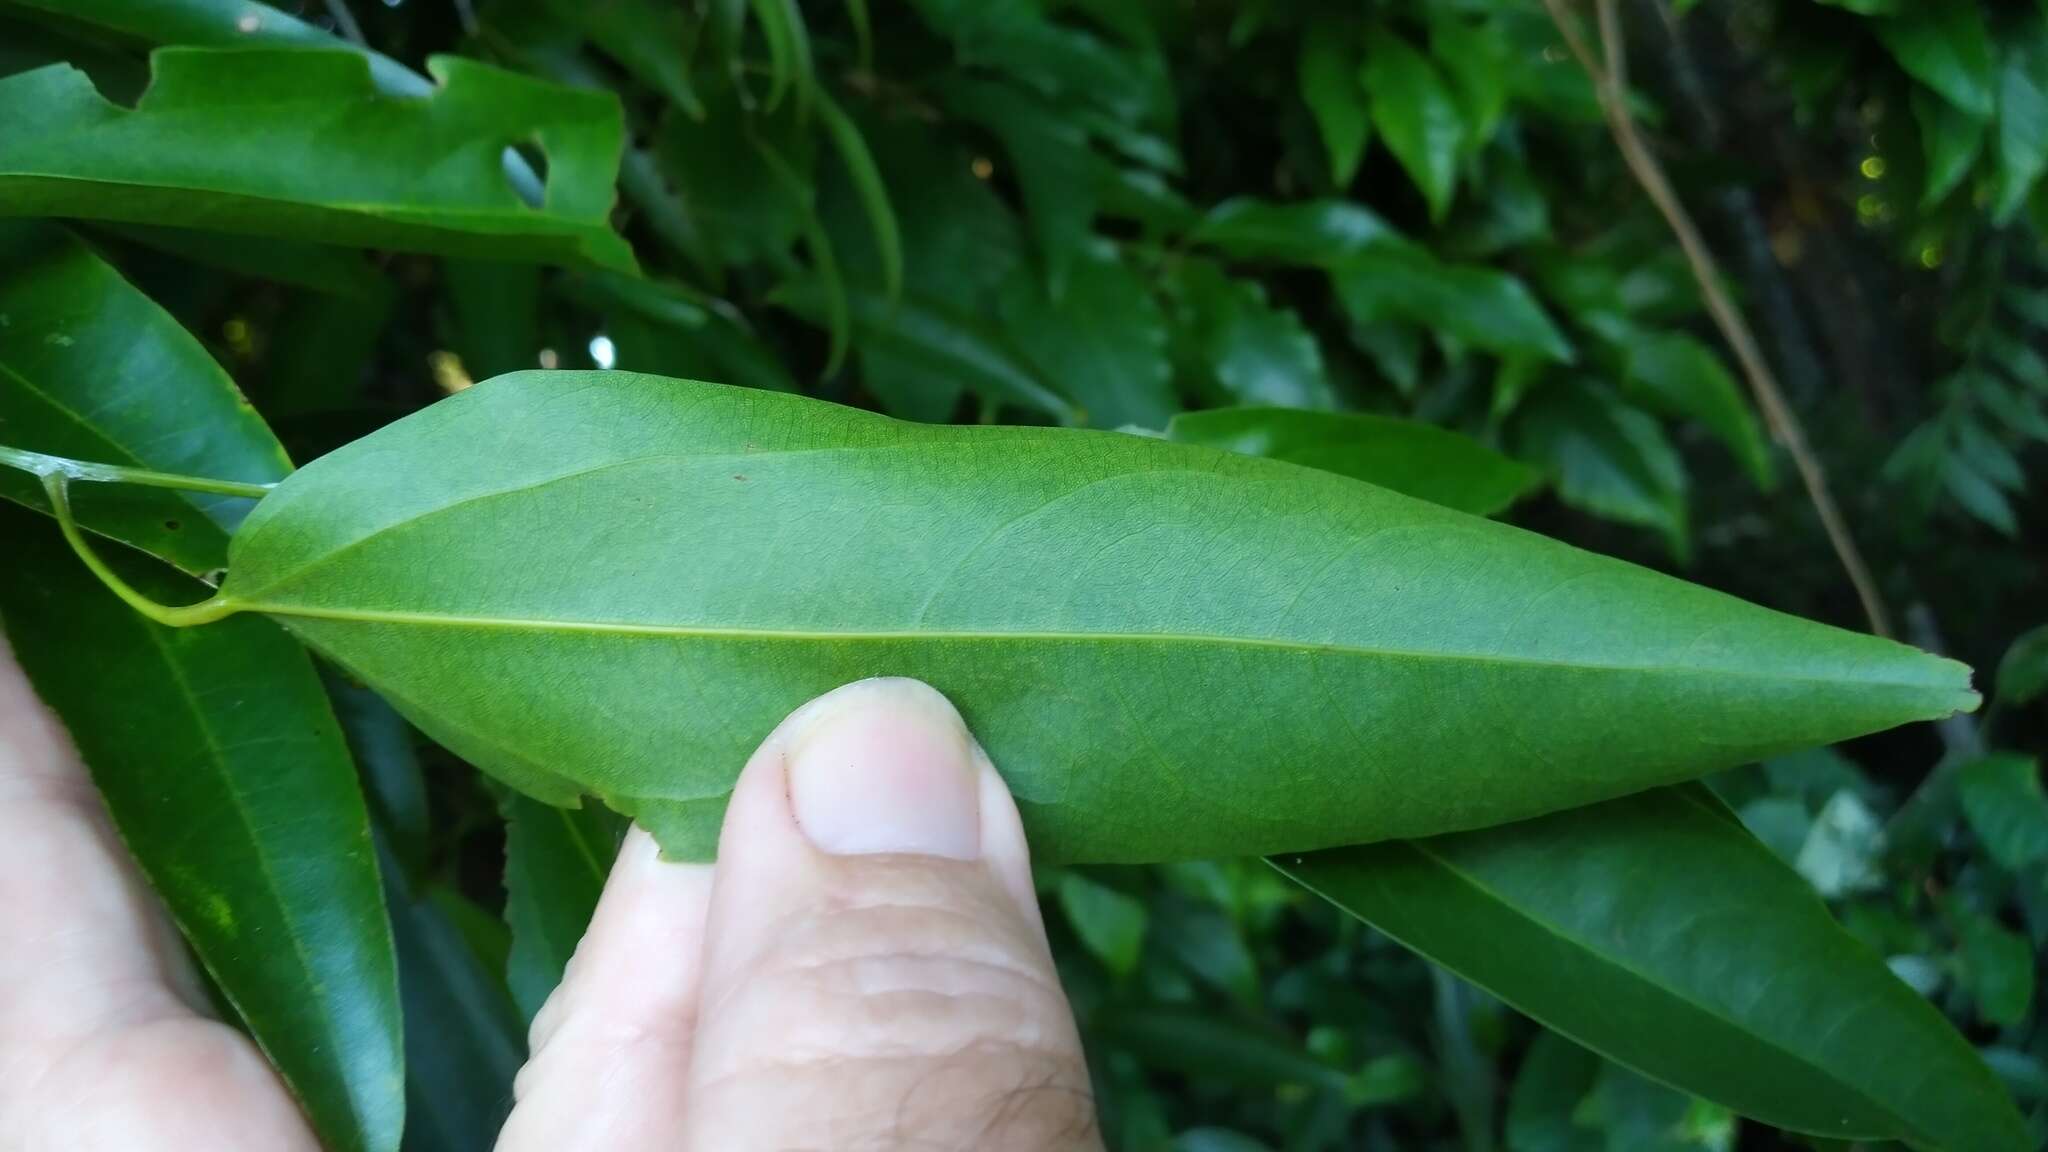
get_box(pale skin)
[0,641,1102,1151]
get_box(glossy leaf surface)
[1273,786,2027,1152]
[0,48,633,271]
[0,220,290,574]
[0,507,403,1152]
[207,372,1973,863]
[1165,407,1539,517]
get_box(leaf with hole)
[0,47,633,270]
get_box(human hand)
[0,654,1101,1151]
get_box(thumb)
[683,677,1101,1151]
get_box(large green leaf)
[1273,786,2027,1152]
[502,793,624,1023]
[0,507,403,1152]
[0,220,290,575]
[0,47,634,271]
[147,371,1975,863]
[1165,407,1540,517]
[1876,1,1997,117]
[999,241,1178,428]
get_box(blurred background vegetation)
[4,0,2045,1148]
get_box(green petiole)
[1,445,256,628]
[0,444,278,500]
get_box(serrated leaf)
[1361,26,1463,222]
[180,371,1976,864]
[1624,333,1775,488]
[1517,384,1687,555]
[0,49,633,270]
[1299,21,1370,185]
[1172,260,1336,409]
[1959,754,2048,871]
[1877,1,1997,117]
[503,794,625,1022]
[0,508,403,1152]
[1332,247,1573,363]
[999,242,1176,428]
[0,220,290,575]
[1273,785,2027,1152]
[1165,407,1540,516]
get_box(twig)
[1541,0,1895,638]
[321,0,366,47]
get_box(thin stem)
[322,0,367,46]
[1542,0,1895,638]
[40,475,238,629]
[0,445,277,500]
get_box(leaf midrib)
[229,442,1962,698]
[129,618,355,1116]
[242,600,1964,696]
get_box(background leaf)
[1165,407,1540,517]
[502,794,625,1023]
[1000,240,1177,428]
[1876,2,1996,117]
[0,507,403,1152]
[0,49,633,270]
[1623,332,1775,489]
[0,220,289,574]
[1360,27,1463,222]
[1299,22,1369,186]
[1273,786,2028,1152]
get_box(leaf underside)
[212,372,1973,863]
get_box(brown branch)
[1542,0,1895,638]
